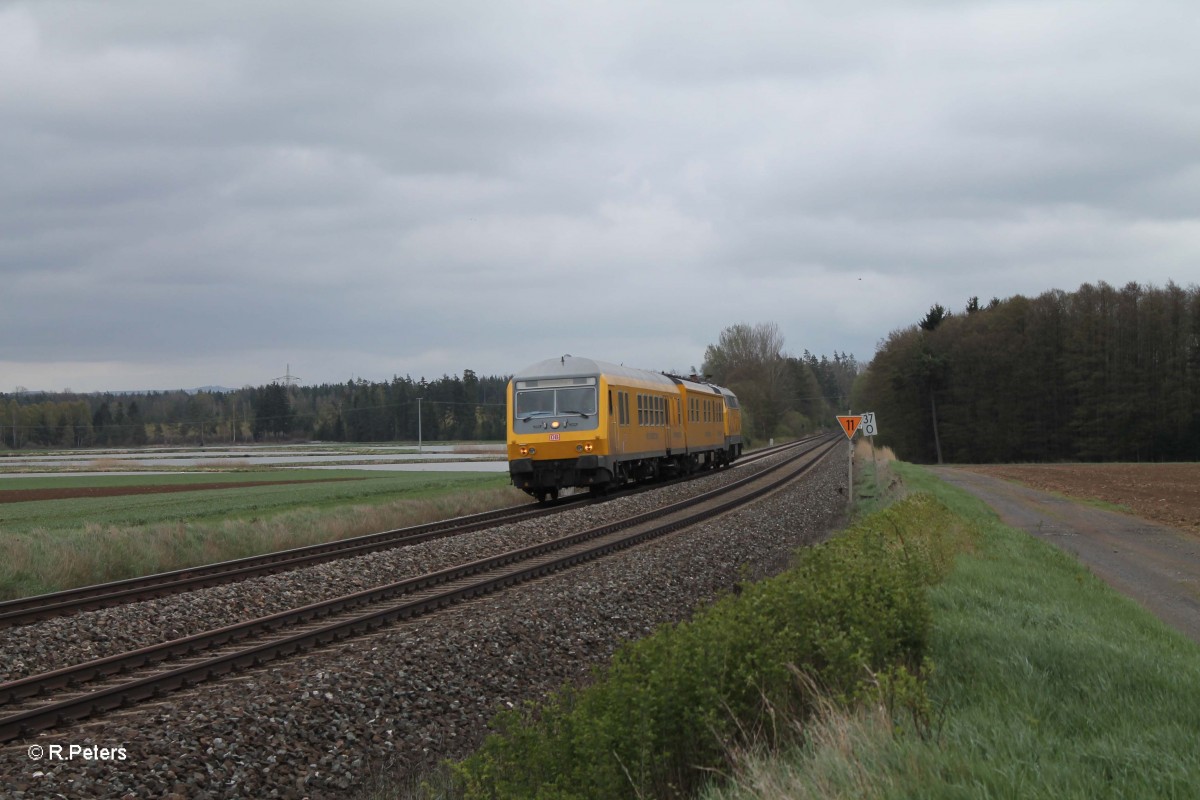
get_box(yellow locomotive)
[507,355,743,501]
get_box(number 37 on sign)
[860,412,878,437]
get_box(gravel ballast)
[1,450,845,799]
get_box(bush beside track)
[441,493,967,800]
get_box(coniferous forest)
[0,371,510,449]
[853,281,1200,464]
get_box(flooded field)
[0,443,508,474]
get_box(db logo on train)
[549,433,561,441]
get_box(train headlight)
[584,442,594,452]
[551,420,561,429]
[519,445,529,456]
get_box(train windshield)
[515,387,597,419]
[555,387,597,416]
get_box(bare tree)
[703,323,791,440]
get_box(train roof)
[670,376,722,396]
[512,356,677,388]
[511,356,739,403]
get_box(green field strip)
[0,472,509,533]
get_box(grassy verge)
[0,471,525,599]
[422,491,968,800]
[703,461,1200,799]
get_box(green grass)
[0,471,509,533]
[0,471,523,600]
[703,461,1200,800]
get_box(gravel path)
[1,451,844,799]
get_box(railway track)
[0,439,810,628]
[0,435,838,743]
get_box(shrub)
[451,493,967,799]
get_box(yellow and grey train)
[506,355,744,501]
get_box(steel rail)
[0,435,838,742]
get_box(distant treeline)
[854,281,1200,463]
[0,370,510,449]
[3,332,864,450]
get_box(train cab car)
[507,356,744,501]
[507,355,678,500]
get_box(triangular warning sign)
[836,415,863,439]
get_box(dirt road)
[933,466,1200,645]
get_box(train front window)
[556,387,597,417]
[514,387,597,420]
[515,390,556,419]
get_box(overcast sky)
[3,1,1197,393]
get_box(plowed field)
[0,477,361,504]
[957,463,1200,536]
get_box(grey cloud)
[2,0,1198,391]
